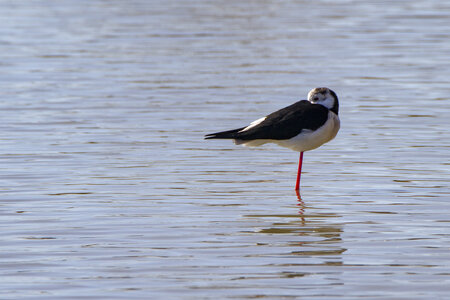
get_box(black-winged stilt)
[205,87,340,190]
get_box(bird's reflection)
[295,189,305,225]
[243,190,345,258]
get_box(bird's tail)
[204,127,245,139]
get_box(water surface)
[0,0,449,299]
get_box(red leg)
[295,152,304,190]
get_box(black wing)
[205,100,329,140]
[204,126,246,139]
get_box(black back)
[205,100,330,140]
[236,100,329,140]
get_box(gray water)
[1,0,449,299]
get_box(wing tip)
[204,134,216,140]
[204,127,246,140]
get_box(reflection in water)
[244,191,345,258]
[296,189,305,224]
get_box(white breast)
[275,111,340,152]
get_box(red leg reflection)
[295,189,305,225]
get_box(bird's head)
[307,87,339,114]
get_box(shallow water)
[0,0,449,299]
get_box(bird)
[205,87,340,190]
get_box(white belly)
[236,111,340,152]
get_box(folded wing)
[205,100,329,141]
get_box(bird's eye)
[313,96,319,101]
